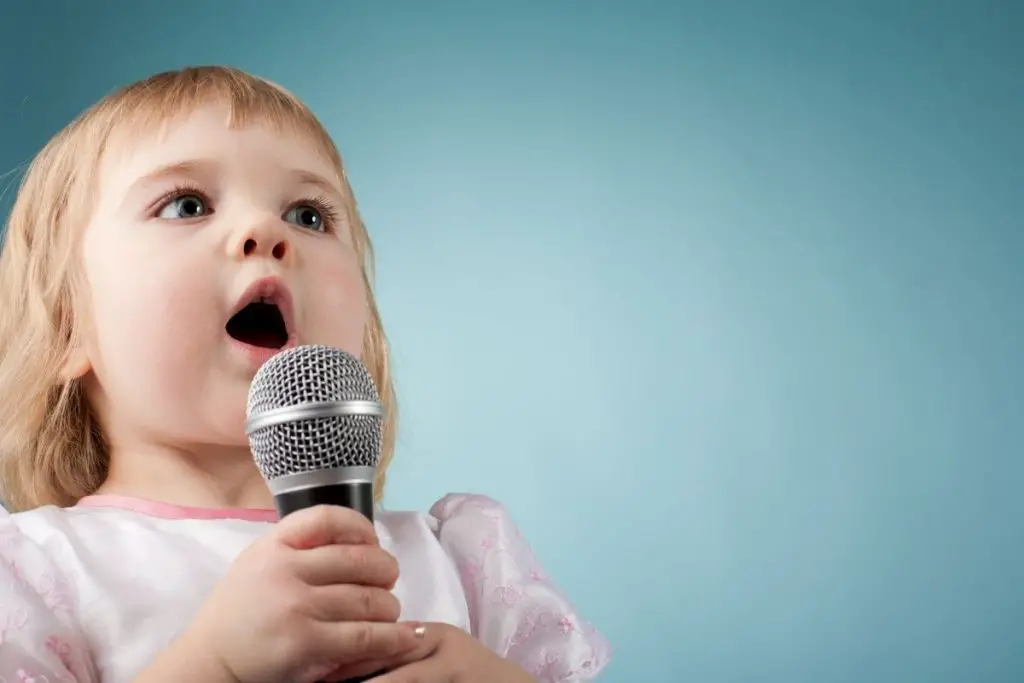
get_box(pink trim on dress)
[75,495,278,522]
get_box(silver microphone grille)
[246,345,383,481]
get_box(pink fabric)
[431,495,611,681]
[75,495,278,522]
[0,516,96,682]
[0,494,610,682]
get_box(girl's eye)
[157,194,208,219]
[283,204,326,232]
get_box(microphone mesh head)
[246,345,382,481]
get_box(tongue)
[243,329,285,349]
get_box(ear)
[59,345,92,382]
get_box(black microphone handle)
[273,481,375,522]
[274,481,379,682]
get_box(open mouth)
[226,297,289,349]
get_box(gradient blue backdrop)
[2,2,1022,681]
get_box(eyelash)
[154,184,341,232]
[294,194,341,231]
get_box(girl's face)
[77,103,367,450]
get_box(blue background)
[2,1,1022,681]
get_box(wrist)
[135,625,238,683]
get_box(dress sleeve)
[430,494,611,682]
[0,509,96,682]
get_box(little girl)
[0,66,610,683]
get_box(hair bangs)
[97,66,342,173]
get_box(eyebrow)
[118,159,217,211]
[289,169,345,200]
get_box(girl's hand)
[328,622,536,683]
[177,505,423,683]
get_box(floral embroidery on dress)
[0,534,76,622]
[0,606,30,645]
[31,574,75,621]
[0,514,92,683]
[43,637,75,674]
[431,494,611,682]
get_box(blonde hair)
[0,66,397,512]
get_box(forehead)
[98,102,342,191]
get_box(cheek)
[84,249,219,390]
[307,253,369,356]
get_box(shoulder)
[379,493,526,565]
[0,504,94,610]
[428,492,513,524]
[425,493,539,573]
[1,503,79,562]
[380,492,511,523]
[3,502,146,557]
[377,493,515,541]
[0,506,98,681]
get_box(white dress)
[0,493,610,683]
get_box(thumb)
[274,505,378,550]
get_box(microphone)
[245,345,386,682]
[245,344,383,520]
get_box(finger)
[365,654,444,683]
[322,658,391,682]
[313,621,423,664]
[332,624,438,679]
[310,585,401,623]
[296,543,399,588]
[276,505,378,550]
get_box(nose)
[231,220,291,263]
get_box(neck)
[96,440,273,509]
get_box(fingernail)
[406,622,427,638]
